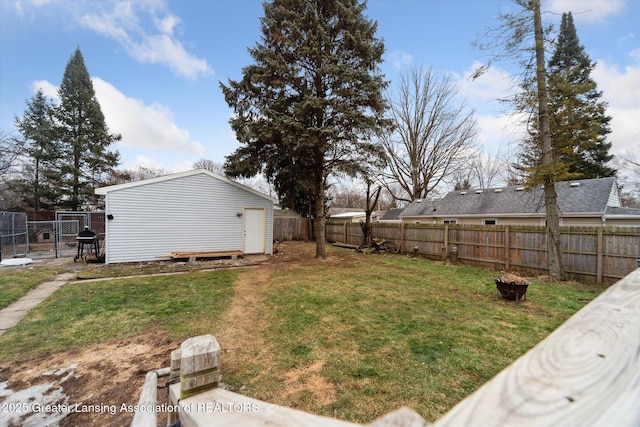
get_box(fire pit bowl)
[495,277,529,303]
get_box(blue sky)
[1,0,639,177]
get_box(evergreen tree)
[547,12,615,178]
[221,0,389,259]
[56,48,120,210]
[518,12,615,180]
[13,90,61,212]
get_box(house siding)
[563,217,603,227]
[103,173,273,264]
[606,218,640,227]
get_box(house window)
[43,232,50,240]
[414,221,422,224]
[443,219,457,224]
[483,219,497,225]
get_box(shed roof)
[95,169,279,203]
[330,211,366,219]
[401,177,625,218]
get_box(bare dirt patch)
[0,329,178,426]
[282,360,336,406]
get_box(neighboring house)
[377,207,405,223]
[400,177,640,227]
[329,211,367,224]
[328,209,385,224]
[94,169,277,264]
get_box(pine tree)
[221,0,389,259]
[473,0,565,280]
[56,48,120,210]
[547,12,615,178]
[13,90,61,212]
[519,12,615,180]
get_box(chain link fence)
[1,211,105,261]
[1,212,28,260]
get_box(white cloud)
[592,60,640,154]
[30,80,59,101]
[548,0,625,23]
[29,77,206,158]
[78,2,211,80]
[91,77,206,156]
[387,50,413,70]
[457,62,517,108]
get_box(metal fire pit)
[495,279,528,304]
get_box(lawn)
[0,262,69,310]
[0,242,608,423]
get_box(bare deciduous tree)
[452,149,508,190]
[380,66,477,203]
[193,158,225,175]
[0,129,22,178]
[108,165,170,184]
[618,149,640,207]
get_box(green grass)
[0,263,69,309]
[0,243,608,422]
[221,247,608,422]
[0,269,236,360]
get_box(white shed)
[94,169,277,264]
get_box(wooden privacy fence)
[327,222,640,284]
[273,216,311,242]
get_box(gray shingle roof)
[379,207,405,221]
[401,177,620,218]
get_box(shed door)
[244,208,265,254]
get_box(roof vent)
[494,188,503,193]
[416,199,422,203]
[570,182,581,187]
[475,190,483,194]
[516,187,525,191]
[460,191,467,195]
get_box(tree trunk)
[314,184,327,259]
[362,183,381,247]
[533,0,565,280]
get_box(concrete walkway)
[0,271,77,337]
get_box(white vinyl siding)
[103,173,273,263]
[608,184,621,207]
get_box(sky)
[1,0,639,179]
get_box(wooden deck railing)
[133,268,640,427]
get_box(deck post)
[179,334,221,399]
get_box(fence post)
[343,221,347,244]
[399,222,405,254]
[180,334,221,399]
[597,228,604,285]
[443,224,449,260]
[505,226,510,271]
